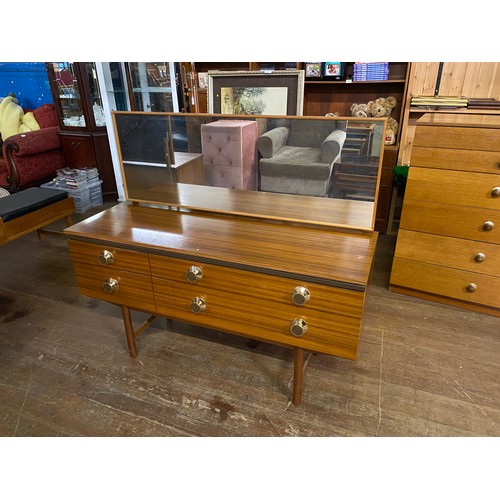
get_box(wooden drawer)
[399,199,500,244]
[68,240,151,274]
[71,260,154,311]
[152,276,363,360]
[150,253,364,317]
[390,258,500,309]
[394,229,500,277]
[405,167,500,210]
[150,254,365,359]
[60,134,95,168]
[411,146,500,174]
[413,125,500,152]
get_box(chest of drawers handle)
[466,283,477,293]
[474,252,486,263]
[491,187,500,198]
[186,266,203,282]
[290,318,308,337]
[103,278,119,293]
[292,286,311,305]
[191,297,206,313]
[98,250,115,265]
[482,221,494,231]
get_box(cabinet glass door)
[82,62,106,128]
[47,62,86,127]
[127,62,179,112]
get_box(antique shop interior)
[0,60,498,495]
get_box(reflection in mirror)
[112,112,385,230]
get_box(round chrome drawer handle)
[103,278,119,293]
[98,250,114,265]
[186,265,203,283]
[466,283,477,293]
[491,187,500,198]
[482,221,494,232]
[290,318,308,337]
[474,252,486,263]
[191,297,206,313]
[291,286,311,306]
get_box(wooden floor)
[0,202,499,437]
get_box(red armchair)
[0,104,65,192]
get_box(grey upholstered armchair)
[257,118,347,197]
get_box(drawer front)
[411,146,500,174]
[414,125,500,152]
[72,261,154,310]
[405,167,500,210]
[150,254,364,318]
[60,135,95,168]
[390,258,500,309]
[68,240,151,275]
[394,229,500,277]
[399,200,500,244]
[150,254,365,359]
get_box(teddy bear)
[367,96,399,145]
[349,103,368,118]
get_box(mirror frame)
[111,111,387,232]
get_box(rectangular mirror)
[112,112,386,231]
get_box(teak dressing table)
[65,113,386,404]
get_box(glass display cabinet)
[125,62,179,113]
[45,62,117,198]
[65,112,387,404]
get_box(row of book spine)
[353,62,389,81]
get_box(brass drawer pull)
[98,249,114,265]
[474,253,486,263]
[291,286,311,305]
[186,265,203,282]
[191,297,206,313]
[491,187,500,198]
[466,283,477,293]
[103,278,119,293]
[290,318,308,337]
[482,221,494,231]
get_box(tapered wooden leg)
[293,347,304,405]
[121,305,137,358]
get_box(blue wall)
[0,62,53,110]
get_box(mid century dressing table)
[64,112,386,404]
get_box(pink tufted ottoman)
[200,120,258,190]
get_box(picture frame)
[207,70,305,115]
[323,62,345,80]
[304,62,322,80]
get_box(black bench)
[0,187,75,245]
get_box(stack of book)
[353,62,389,81]
[467,98,500,110]
[411,96,469,109]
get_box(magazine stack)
[41,167,103,214]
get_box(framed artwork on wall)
[207,70,305,115]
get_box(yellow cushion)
[0,95,18,129]
[1,101,24,140]
[21,111,40,132]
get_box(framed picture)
[323,62,345,80]
[207,70,305,115]
[304,62,322,80]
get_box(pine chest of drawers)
[66,201,378,404]
[390,113,500,316]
